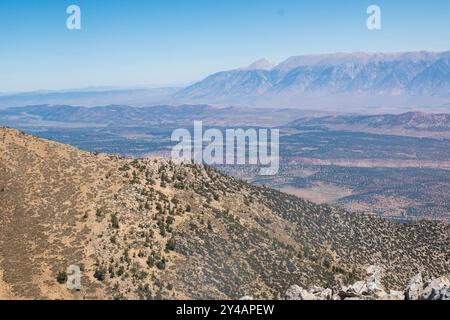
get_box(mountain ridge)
[289,111,450,131]
[176,51,450,109]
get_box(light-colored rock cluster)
[283,266,450,301]
[405,273,450,300]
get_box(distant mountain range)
[1,51,449,111]
[290,111,450,132]
[176,51,450,109]
[2,104,450,134]
[0,87,179,109]
[0,104,315,128]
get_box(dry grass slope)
[0,127,448,300]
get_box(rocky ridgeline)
[241,266,450,301]
[281,266,450,301]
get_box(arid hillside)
[0,127,448,300]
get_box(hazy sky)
[1,0,449,92]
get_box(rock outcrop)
[284,267,450,301]
[405,273,424,300]
[421,276,450,300]
[284,285,319,301]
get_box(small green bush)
[111,214,120,229]
[156,259,166,270]
[166,238,176,251]
[56,271,67,284]
[94,267,106,281]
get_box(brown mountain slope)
[0,127,449,300]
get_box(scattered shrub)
[111,214,120,229]
[156,259,166,270]
[146,256,155,268]
[94,267,106,281]
[56,271,67,284]
[166,238,176,251]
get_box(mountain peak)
[246,58,276,70]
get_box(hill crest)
[0,127,448,299]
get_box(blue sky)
[0,0,449,92]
